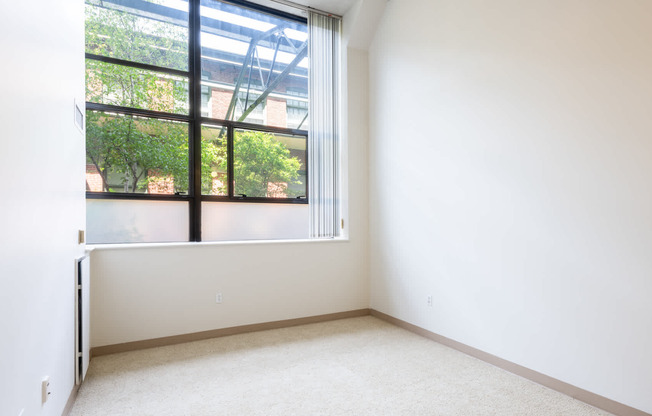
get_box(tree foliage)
[233,131,302,197]
[85,0,303,196]
[85,0,188,70]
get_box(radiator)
[75,254,90,385]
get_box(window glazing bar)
[86,192,190,201]
[200,117,307,136]
[190,0,202,241]
[85,102,191,122]
[85,53,190,78]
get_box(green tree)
[231,131,302,198]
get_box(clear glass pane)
[233,129,307,198]
[285,86,308,129]
[85,0,189,71]
[200,0,308,129]
[87,199,189,243]
[202,202,308,241]
[86,111,189,194]
[86,59,189,114]
[201,124,228,195]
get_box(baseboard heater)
[75,254,90,385]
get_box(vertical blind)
[308,12,341,238]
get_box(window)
[286,87,308,129]
[86,112,189,194]
[85,0,338,243]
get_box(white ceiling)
[289,0,358,16]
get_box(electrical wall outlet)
[42,376,51,403]
[427,295,433,307]
[215,292,223,304]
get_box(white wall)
[91,239,367,346]
[0,2,85,416]
[368,0,652,413]
[89,7,371,347]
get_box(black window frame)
[85,0,309,242]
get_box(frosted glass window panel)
[202,202,308,241]
[87,199,189,243]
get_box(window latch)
[235,194,247,198]
[296,195,306,199]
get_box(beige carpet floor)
[70,316,612,416]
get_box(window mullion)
[227,125,235,199]
[189,0,203,241]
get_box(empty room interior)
[1,0,652,415]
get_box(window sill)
[87,237,349,251]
